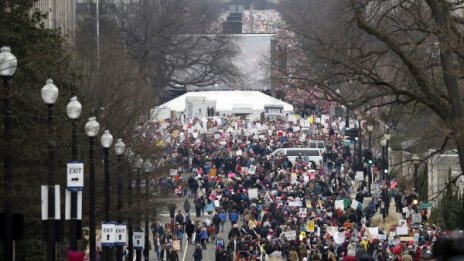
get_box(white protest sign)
[102,223,116,247]
[214,200,221,208]
[299,208,307,218]
[402,207,409,214]
[414,233,419,246]
[335,200,345,210]
[334,232,345,244]
[379,234,387,241]
[396,226,409,236]
[351,200,362,210]
[114,224,127,246]
[283,230,297,240]
[67,161,84,190]
[133,231,145,249]
[367,227,379,238]
[248,188,259,200]
[326,226,338,236]
[288,201,303,207]
[355,171,364,181]
[169,169,177,176]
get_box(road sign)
[133,231,144,249]
[114,224,127,246]
[419,202,432,209]
[65,190,83,220]
[101,223,116,247]
[67,161,84,191]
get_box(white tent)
[151,91,293,120]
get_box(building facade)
[34,0,76,41]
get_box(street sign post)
[67,161,84,191]
[133,231,144,249]
[114,224,127,246]
[101,222,116,247]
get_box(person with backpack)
[193,244,203,261]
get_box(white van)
[308,140,326,152]
[271,148,323,168]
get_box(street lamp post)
[127,154,135,261]
[66,96,82,250]
[412,154,420,195]
[134,156,144,261]
[143,160,152,261]
[101,130,114,261]
[383,134,391,215]
[356,115,363,170]
[380,138,387,220]
[41,79,59,261]
[114,139,126,261]
[367,124,373,150]
[0,46,17,261]
[367,124,374,194]
[85,117,100,261]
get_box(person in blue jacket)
[229,209,238,225]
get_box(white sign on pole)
[169,169,177,176]
[41,185,48,220]
[42,185,61,220]
[65,190,83,220]
[114,224,127,246]
[102,223,116,247]
[248,188,259,200]
[355,171,364,181]
[133,231,145,249]
[67,161,84,191]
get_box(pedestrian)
[184,198,191,214]
[193,244,203,261]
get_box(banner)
[307,221,315,233]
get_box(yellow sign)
[307,221,315,233]
[300,231,306,240]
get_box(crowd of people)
[146,115,449,261]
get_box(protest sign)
[396,226,409,236]
[283,230,296,240]
[355,171,364,181]
[351,200,362,210]
[335,200,345,210]
[248,188,259,200]
[367,227,379,238]
[288,201,303,207]
[307,221,315,232]
[248,165,256,175]
[214,200,220,208]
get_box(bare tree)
[115,0,241,95]
[279,0,464,174]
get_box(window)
[286,150,320,157]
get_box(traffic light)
[364,149,373,164]
[346,128,359,141]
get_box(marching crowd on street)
[144,115,448,261]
